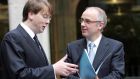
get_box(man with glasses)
[0,0,78,79]
[65,7,125,79]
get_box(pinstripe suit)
[66,36,125,79]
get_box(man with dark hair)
[0,0,78,79]
[66,7,125,79]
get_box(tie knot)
[33,35,38,40]
[88,43,95,49]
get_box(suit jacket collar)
[75,38,87,64]
[20,22,35,39]
[16,25,48,64]
[78,38,87,49]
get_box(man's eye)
[85,20,91,23]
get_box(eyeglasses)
[42,14,52,20]
[79,18,102,24]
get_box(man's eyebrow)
[81,18,93,21]
[41,13,51,16]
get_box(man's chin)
[38,30,44,33]
[82,33,89,38]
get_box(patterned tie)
[88,43,96,63]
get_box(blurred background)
[1,0,140,79]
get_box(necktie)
[33,35,48,64]
[88,43,96,63]
[33,35,44,52]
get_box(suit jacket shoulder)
[105,37,123,45]
[3,28,20,41]
[68,38,86,48]
[104,37,124,51]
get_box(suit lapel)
[76,38,87,64]
[16,25,48,64]
[93,36,110,71]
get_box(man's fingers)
[66,66,78,73]
[62,71,70,76]
[60,54,67,61]
[66,63,78,68]
[96,76,99,79]
[65,63,79,73]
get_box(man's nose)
[45,19,51,24]
[81,21,86,27]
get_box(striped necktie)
[88,43,96,63]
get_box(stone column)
[8,0,51,63]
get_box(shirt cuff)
[53,65,57,79]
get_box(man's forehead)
[83,8,99,15]
[81,8,98,19]
[40,6,51,15]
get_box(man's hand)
[53,55,78,76]
[96,76,99,79]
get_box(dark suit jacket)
[0,25,55,79]
[66,36,125,79]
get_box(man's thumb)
[60,54,67,61]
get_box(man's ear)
[28,12,34,21]
[98,22,104,30]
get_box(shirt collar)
[20,22,35,39]
[87,34,102,48]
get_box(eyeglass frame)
[79,18,102,24]
[41,13,52,21]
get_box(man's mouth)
[81,28,88,33]
[81,29,88,31]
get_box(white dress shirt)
[20,22,35,39]
[87,34,102,63]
